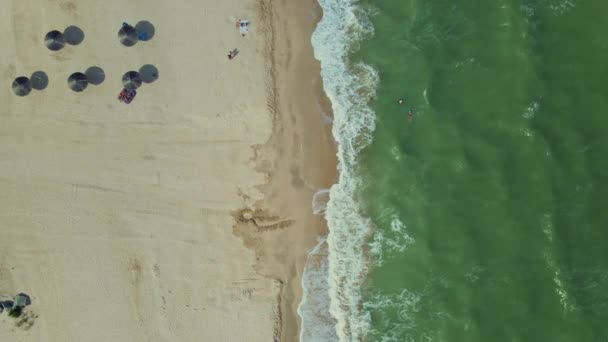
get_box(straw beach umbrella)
[45,30,66,51]
[67,72,88,92]
[122,71,142,90]
[12,77,32,96]
[118,24,138,46]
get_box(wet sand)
[234,0,337,340]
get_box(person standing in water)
[407,109,414,121]
[398,98,414,121]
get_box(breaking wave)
[298,239,338,341]
[298,0,379,340]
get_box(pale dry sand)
[0,0,288,341]
[0,0,333,340]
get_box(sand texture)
[232,0,338,340]
[0,0,283,340]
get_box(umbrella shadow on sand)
[139,64,159,83]
[64,25,85,45]
[135,21,155,41]
[85,66,105,85]
[30,71,49,90]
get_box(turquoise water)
[304,0,608,341]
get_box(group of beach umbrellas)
[118,21,155,47]
[44,25,85,51]
[12,21,157,97]
[14,66,158,95]
[12,68,106,96]
[64,65,157,93]
[12,71,49,96]
[66,66,107,92]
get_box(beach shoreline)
[234,0,337,340]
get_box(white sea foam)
[520,127,533,138]
[520,4,535,17]
[390,145,402,161]
[312,189,331,215]
[522,100,538,119]
[298,239,339,342]
[548,0,576,14]
[363,290,424,342]
[299,0,379,340]
[540,213,575,313]
[369,215,415,266]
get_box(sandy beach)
[234,0,337,339]
[0,0,334,340]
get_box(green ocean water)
[355,0,608,340]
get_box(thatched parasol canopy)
[122,71,142,90]
[67,72,88,92]
[135,21,155,41]
[118,24,138,47]
[12,77,32,96]
[45,30,66,51]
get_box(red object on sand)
[118,88,137,104]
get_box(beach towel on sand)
[239,20,250,36]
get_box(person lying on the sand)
[228,48,239,60]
